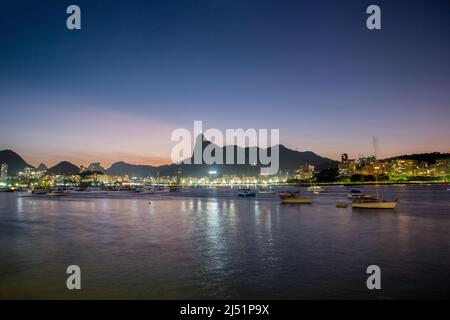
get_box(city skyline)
[1,0,449,167]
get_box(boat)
[306,185,326,193]
[278,191,300,199]
[142,187,155,194]
[281,196,313,204]
[258,186,275,194]
[351,198,398,209]
[347,189,373,199]
[47,188,68,196]
[86,186,102,192]
[28,186,51,194]
[238,189,256,197]
[351,137,398,210]
[169,185,182,192]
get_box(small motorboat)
[47,188,68,196]
[142,187,155,194]
[306,185,326,193]
[281,196,313,204]
[347,189,373,199]
[238,189,256,197]
[352,198,398,209]
[279,191,300,199]
[28,186,51,194]
[258,186,275,194]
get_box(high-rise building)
[176,167,183,185]
[1,163,8,182]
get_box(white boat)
[348,190,374,199]
[47,188,68,196]
[142,187,155,194]
[258,186,275,194]
[307,185,326,193]
[352,198,398,209]
[28,186,51,194]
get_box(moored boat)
[169,185,182,192]
[238,188,256,197]
[28,186,51,194]
[142,187,156,194]
[258,186,275,194]
[351,198,398,209]
[306,185,326,193]
[47,188,68,196]
[347,189,373,199]
[281,196,313,204]
[279,190,300,199]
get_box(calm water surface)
[1,185,450,299]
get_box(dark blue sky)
[1,0,449,166]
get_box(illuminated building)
[294,164,315,180]
[431,159,450,177]
[338,159,358,176]
[1,163,7,182]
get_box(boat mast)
[373,136,380,200]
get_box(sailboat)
[306,185,326,193]
[351,137,398,210]
[351,197,397,209]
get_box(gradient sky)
[1,0,449,167]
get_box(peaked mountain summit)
[0,149,33,175]
[47,161,80,176]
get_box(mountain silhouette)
[0,149,33,175]
[36,163,48,171]
[47,161,80,176]
[156,135,338,177]
[2,138,338,178]
[106,161,158,177]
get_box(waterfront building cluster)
[1,153,449,191]
[338,154,450,180]
[0,164,289,190]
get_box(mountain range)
[1,136,338,177]
[0,150,33,175]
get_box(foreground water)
[1,185,450,299]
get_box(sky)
[0,0,449,167]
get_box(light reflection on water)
[0,185,450,299]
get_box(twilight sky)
[1,0,449,167]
